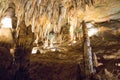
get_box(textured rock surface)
[29,53,82,80]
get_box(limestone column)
[82,21,94,79]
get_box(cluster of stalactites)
[2,0,120,40]
[0,0,10,21]
[11,0,99,41]
[12,0,97,27]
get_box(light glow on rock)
[1,17,12,28]
[31,47,40,54]
[88,28,98,37]
[86,23,98,37]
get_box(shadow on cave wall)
[0,41,31,80]
[13,46,31,80]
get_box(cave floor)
[29,39,120,80]
[0,37,120,80]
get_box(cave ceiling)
[0,0,120,29]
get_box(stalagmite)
[41,18,53,48]
[93,52,98,67]
[34,24,40,45]
[82,21,94,79]
[16,19,20,38]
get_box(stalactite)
[90,0,95,5]
[93,52,98,67]
[0,0,9,20]
[33,18,41,44]
[60,5,66,19]
[16,19,20,38]
[38,26,43,41]
[37,0,41,7]
[46,4,52,19]
[57,4,67,34]
[68,8,78,42]
[24,0,33,26]
[32,15,35,33]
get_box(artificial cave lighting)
[1,17,12,28]
[115,63,120,67]
[88,28,98,37]
[31,47,40,54]
[50,48,57,52]
[86,23,98,37]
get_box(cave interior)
[0,0,120,80]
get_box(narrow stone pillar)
[82,21,94,79]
